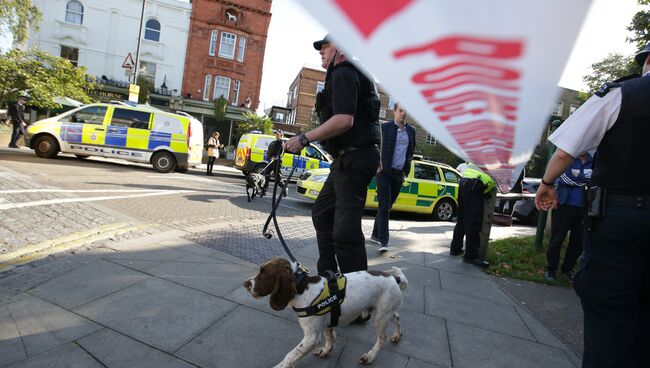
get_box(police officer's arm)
[284,114,353,153]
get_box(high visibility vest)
[462,167,496,194]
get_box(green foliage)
[414,141,463,167]
[136,76,153,104]
[213,96,227,122]
[236,111,272,136]
[582,53,640,94]
[486,236,572,287]
[0,0,42,44]
[0,49,95,109]
[627,7,650,49]
[305,109,320,132]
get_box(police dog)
[246,173,268,202]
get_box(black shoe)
[8,144,19,148]
[352,313,371,324]
[463,257,489,269]
[545,270,557,281]
[450,249,464,256]
[559,271,573,280]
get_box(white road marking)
[148,175,244,189]
[0,190,195,210]
[0,189,180,194]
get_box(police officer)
[535,43,650,367]
[450,163,494,268]
[8,96,28,148]
[285,34,381,275]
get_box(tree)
[0,0,42,44]
[582,53,640,94]
[213,96,227,122]
[627,0,650,49]
[305,109,320,132]
[236,111,272,137]
[136,76,154,104]
[0,49,95,109]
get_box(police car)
[25,102,203,173]
[296,157,460,221]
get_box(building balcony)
[52,20,87,45]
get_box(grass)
[485,236,573,288]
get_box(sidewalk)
[0,215,580,368]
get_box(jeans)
[9,122,25,146]
[312,147,380,274]
[546,204,584,273]
[371,169,404,245]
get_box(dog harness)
[293,271,347,327]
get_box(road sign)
[122,53,135,69]
[128,84,140,103]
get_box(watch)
[299,134,310,147]
[541,177,554,186]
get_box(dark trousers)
[574,205,650,368]
[207,156,216,174]
[9,121,25,146]
[450,178,484,260]
[312,147,380,274]
[546,204,584,273]
[371,169,404,245]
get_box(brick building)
[283,66,326,134]
[181,0,271,109]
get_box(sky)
[257,0,645,113]
[1,0,644,112]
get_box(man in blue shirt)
[545,153,593,281]
[370,102,416,253]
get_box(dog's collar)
[294,268,310,294]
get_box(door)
[57,105,108,153]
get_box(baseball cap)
[635,42,650,66]
[313,34,332,51]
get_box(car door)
[57,105,108,153]
[390,161,419,211]
[408,162,444,214]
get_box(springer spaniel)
[243,257,408,367]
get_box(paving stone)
[369,249,426,267]
[447,321,575,368]
[30,260,149,309]
[146,260,255,297]
[439,270,514,305]
[222,283,298,322]
[176,305,304,368]
[1,294,101,358]
[514,305,568,349]
[0,304,27,367]
[336,309,451,367]
[108,259,163,273]
[425,287,533,340]
[104,244,193,262]
[77,328,194,368]
[335,338,408,368]
[405,357,447,368]
[6,342,104,368]
[424,253,490,279]
[75,278,235,352]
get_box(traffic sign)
[122,53,135,69]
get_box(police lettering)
[70,144,144,157]
[317,295,338,309]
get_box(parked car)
[495,178,540,225]
[296,157,460,221]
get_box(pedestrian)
[497,169,524,216]
[8,96,29,148]
[206,131,222,176]
[285,34,381,277]
[544,153,593,281]
[535,42,650,368]
[370,102,416,253]
[449,163,494,268]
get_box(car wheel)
[432,199,456,221]
[34,135,60,158]
[151,151,176,173]
[75,154,89,159]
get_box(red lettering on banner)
[447,121,515,150]
[334,0,413,38]
[394,36,523,60]
[429,92,518,122]
[412,62,520,85]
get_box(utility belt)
[584,186,650,229]
[331,144,379,158]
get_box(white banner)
[297,0,591,192]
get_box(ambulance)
[25,102,203,173]
[234,133,332,176]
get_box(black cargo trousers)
[312,147,380,274]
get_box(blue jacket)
[380,121,416,175]
[556,154,593,207]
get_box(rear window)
[110,108,151,129]
[237,135,250,148]
[253,137,275,150]
[441,168,459,183]
[414,163,441,181]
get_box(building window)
[144,19,161,42]
[214,76,231,100]
[569,104,579,115]
[274,112,285,122]
[60,45,79,67]
[65,0,84,25]
[379,109,387,118]
[208,30,218,56]
[316,81,325,94]
[218,32,236,59]
[203,74,212,101]
[139,61,156,85]
[426,133,436,145]
[290,109,296,125]
[237,37,246,62]
[232,80,240,106]
[551,102,564,116]
[388,96,397,110]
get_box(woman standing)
[206,132,222,176]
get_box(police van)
[235,133,332,176]
[25,102,203,173]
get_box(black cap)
[635,42,650,66]
[313,34,332,51]
[17,95,29,100]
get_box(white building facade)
[25,0,191,94]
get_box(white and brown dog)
[243,257,408,367]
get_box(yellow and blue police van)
[234,133,332,176]
[25,102,203,173]
[297,157,460,221]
